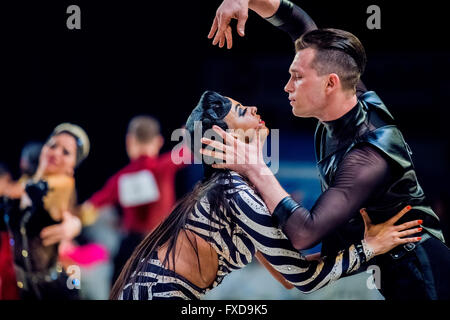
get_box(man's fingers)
[213,15,230,46]
[212,125,237,146]
[225,25,233,49]
[359,208,372,228]
[252,129,268,146]
[219,35,225,48]
[230,133,240,139]
[201,138,227,153]
[236,11,248,37]
[200,148,226,161]
[211,163,228,170]
[212,21,222,46]
[212,14,222,45]
[208,17,218,39]
[387,205,412,225]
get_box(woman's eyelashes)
[238,107,247,117]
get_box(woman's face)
[224,97,267,134]
[40,133,77,176]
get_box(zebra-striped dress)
[119,172,368,300]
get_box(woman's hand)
[360,205,423,257]
[40,210,82,246]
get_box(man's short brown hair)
[127,115,161,143]
[295,28,367,92]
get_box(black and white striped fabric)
[120,172,365,300]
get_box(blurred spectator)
[2,123,88,299]
[79,115,190,283]
[0,163,12,195]
[4,142,44,200]
[19,142,43,181]
[0,163,19,300]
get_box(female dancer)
[1,123,89,299]
[110,91,421,300]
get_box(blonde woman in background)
[1,123,88,299]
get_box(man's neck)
[317,92,358,122]
[130,147,160,161]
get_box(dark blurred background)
[2,0,449,240]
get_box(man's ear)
[326,73,340,94]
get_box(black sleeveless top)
[315,91,444,255]
[4,191,60,274]
[264,0,445,255]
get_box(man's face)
[284,48,328,119]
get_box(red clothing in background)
[89,149,188,234]
[0,232,19,300]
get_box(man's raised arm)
[208,0,317,48]
[208,0,367,95]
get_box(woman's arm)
[35,175,82,246]
[255,251,294,289]
[229,174,421,293]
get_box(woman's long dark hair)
[110,91,236,299]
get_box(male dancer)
[79,115,189,281]
[202,0,450,299]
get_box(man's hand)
[200,125,269,177]
[40,210,82,246]
[208,0,250,49]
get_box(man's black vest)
[314,91,444,255]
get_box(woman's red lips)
[47,156,58,165]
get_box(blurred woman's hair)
[20,141,43,177]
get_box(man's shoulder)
[120,156,160,173]
[359,90,395,123]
